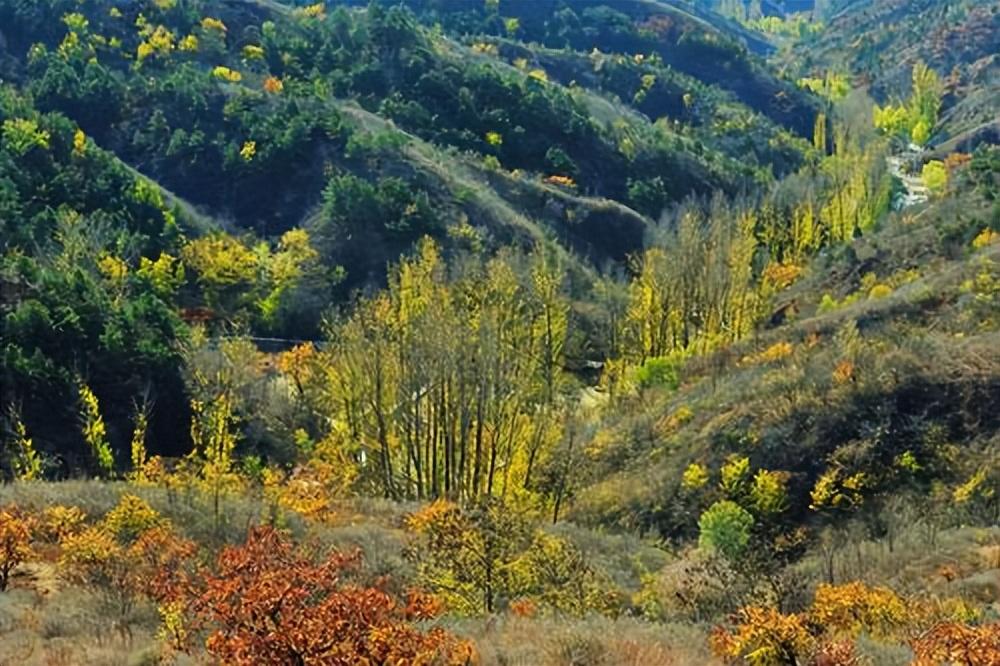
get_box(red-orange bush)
[510,598,538,618]
[911,622,1000,666]
[189,526,475,665]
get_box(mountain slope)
[2,3,1000,665]
[795,0,1000,143]
[377,0,823,136]
[0,0,823,469]
[572,153,1000,543]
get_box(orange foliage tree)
[0,505,33,591]
[187,526,475,665]
[60,521,196,623]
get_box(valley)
[0,1,998,664]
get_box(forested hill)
[791,0,1000,144]
[1,0,822,462]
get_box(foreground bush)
[188,525,476,665]
[0,505,33,591]
[911,622,1000,666]
[711,581,1000,666]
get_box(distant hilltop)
[701,0,817,17]
[782,0,816,11]
[763,0,816,15]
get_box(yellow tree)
[475,254,538,499]
[529,250,569,406]
[189,390,241,531]
[127,398,151,483]
[333,293,401,499]
[621,201,759,363]
[0,506,33,591]
[79,383,114,477]
[819,128,888,242]
[5,406,42,481]
[180,232,259,314]
[922,160,949,197]
[813,112,827,153]
[315,238,572,506]
[623,247,673,362]
[388,237,446,499]
[909,60,942,145]
[791,201,822,261]
[257,228,320,324]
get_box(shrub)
[710,606,813,666]
[832,360,855,385]
[698,500,753,560]
[211,66,242,82]
[406,499,529,614]
[102,494,163,543]
[60,521,196,625]
[39,505,87,543]
[508,532,623,617]
[188,526,474,664]
[660,405,694,433]
[910,621,1000,665]
[809,582,909,640]
[972,228,999,250]
[682,463,710,491]
[743,342,794,365]
[634,355,683,390]
[749,470,789,516]
[869,284,893,300]
[921,160,948,197]
[0,505,33,591]
[720,456,751,497]
[818,293,839,313]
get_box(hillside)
[1,1,999,665]
[574,151,1000,534]
[793,0,1000,144]
[1,0,822,461]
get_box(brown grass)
[449,614,719,665]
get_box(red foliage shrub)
[911,622,1000,666]
[190,526,475,665]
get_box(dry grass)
[0,582,196,666]
[450,614,719,666]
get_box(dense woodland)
[0,1,999,664]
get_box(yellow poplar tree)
[79,384,114,476]
[128,400,150,483]
[189,391,240,530]
[6,406,42,481]
[813,112,827,153]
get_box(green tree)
[921,160,948,197]
[698,500,754,560]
